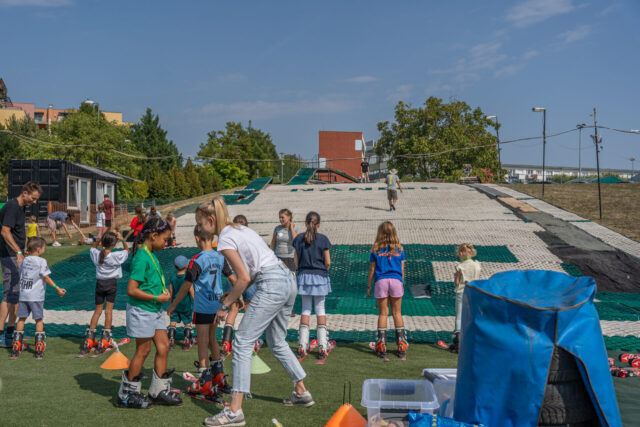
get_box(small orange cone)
[101,350,130,370]
[324,403,367,427]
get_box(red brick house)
[318,131,364,183]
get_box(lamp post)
[280,152,285,183]
[576,123,587,179]
[532,107,547,195]
[486,115,501,181]
[83,99,100,120]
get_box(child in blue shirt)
[367,221,407,359]
[167,224,230,398]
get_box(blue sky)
[2,0,639,169]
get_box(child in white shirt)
[10,237,66,359]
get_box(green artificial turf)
[0,339,456,426]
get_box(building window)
[34,112,44,123]
[68,178,78,208]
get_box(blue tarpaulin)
[454,270,622,427]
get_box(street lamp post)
[577,123,587,178]
[486,115,501,181]
[83,99,100,120]
[532,107,547,195]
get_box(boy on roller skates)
[367,222,408,360]
[10,237,66,360]
[81,231,129,356]
[167,255,195,351]
[167,225,230,398]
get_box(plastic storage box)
[422,369,457,417]
[361,379,439,426]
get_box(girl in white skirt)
[292,211,332,358]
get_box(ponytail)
[99,231,119,265]
[303,211,320,245]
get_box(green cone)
[251,351,271,374]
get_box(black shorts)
[279,257,296,272]
[95,278,118,305]
[193,312,216,325]
[105,219,112,227]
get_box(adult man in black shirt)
[360,158,370,183]
[0,181,42,345]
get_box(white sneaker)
[204,408,245,426]
[52,242,62,247]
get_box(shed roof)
[68,161,140,182]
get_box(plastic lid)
[361,379,438,411]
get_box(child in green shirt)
[117,217,182,409]
[167,255,194,350]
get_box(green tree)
[198,164,222,194]
[130,108,182,179]
[183,159,203,197]
[0,115,37,176]
[147,168,176,198]
[376,97,500,182]
[198,121,278,186]
[169,165,189,197]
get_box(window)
[97,181,115,202]
[106,184,114,200]
[68,178,78,208]
[34,112,44,123]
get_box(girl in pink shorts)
[367,221,407,359]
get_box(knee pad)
[301,295,313,316]
[314,296,326,317]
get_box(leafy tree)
[169,165,189,197]
[198,164,222,194]
[198,121,278,186]
[119,179,149,200]
[376,97,500,181]
[0,115,40,176]
[147,168,176,198]
[130,108,182,179]
[183,159,203,197]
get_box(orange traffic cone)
[324,403,367,427]
[101,349,130,370]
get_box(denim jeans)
[455,291,464,333]
[232,264,306,394]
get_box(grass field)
[505,183,640,241]
[0,339,457,426]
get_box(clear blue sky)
[2,0,639,169]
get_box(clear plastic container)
[422,369,457,417]
[361,379,439,426]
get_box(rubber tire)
[539,382,597,425]
[547,346,581,383]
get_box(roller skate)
[167,325,176,350]
[396,327,408,360]
[117,371,153,409]
[78,327,97,357]
[94,328,113,356]
[34,331,46,360]
[182,326,194,351]
[9,331,26,360]
[148,369,182,406]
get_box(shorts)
[193,312,216,325]
[95,278,118,305]
[387,189,398,201]
[170,310,193,324]
[18,300,44,320]
[278,257,296,272]
[126,304,166,338]
[105,219,112,227]
[47,218,61,232]
[1,257,20,304]
[374,278,404,299]
[242,284,257,302]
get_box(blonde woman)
[196,197,313,427]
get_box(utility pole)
[592,108,603,220]
[630,157,636,178]
[577,123,587,178]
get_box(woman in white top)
[80,231,129,356]
[197,197,313,427]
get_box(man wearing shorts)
[385,169,402,211]
[0,181,42,345]
[360,158,370,183]
[103,194,114,231]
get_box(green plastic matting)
[245,177,272,191]
[287,168,316,185]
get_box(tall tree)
[130,108,181,179]
[376,97,499,181]
[198,121,278,187]
[183,158,203,197]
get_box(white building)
[504,164,635,182]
